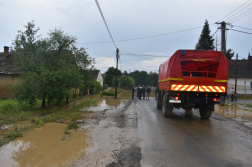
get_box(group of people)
[226,87,238,102]
[131,85,152,100]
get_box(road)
[70,98,252,167]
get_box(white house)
[228,54,252,95]
[91,70,103,87]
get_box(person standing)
[131,85,135,99]
[137,85,140,99]
[146,86,151,100]
[138,85,142,99]
[154,86,157,99]
[142,85,146,99]
[230,87,235,101]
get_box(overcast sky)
[1,0,251,73]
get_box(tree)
[104,67,122,86]
[225,48,234,60]
[12,21,93,107]
[195,20,215,50]
[147,72,159,86]
[118,76,135,89]
[214,34,221,51]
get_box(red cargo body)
[158,50,229,93]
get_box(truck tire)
[162,93,172,117]
[156,91,162,109]
[199,107,212,119]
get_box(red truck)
[157,50,229,119]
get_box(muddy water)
[214,104,252,119]
[0,123,91,167]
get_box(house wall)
[0,74,20,98]
[97,71,103,87]
[228,78,252,95]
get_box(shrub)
[67,121,78,129]
[34,118,43,127]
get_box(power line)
[217,0,251,22]
[229,29,252,34]
[120,50,168,57]
[94,0,117,48]
[77,25,205,45]
[96,52,114,63]
[233,24,252,31]
[225,2,252,21]
[228,6,252,22]
[231,10,252,23]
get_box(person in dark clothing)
[142,85,146,99]
[131,85,135,99]
[138,85,142,99]
[137,85,140,98]
[146,86,151,100]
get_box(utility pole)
[215,21,227,55]
[235,53,238,94]
[115,48,119,99]
[221,21,226,55]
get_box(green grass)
[244,104,252,108]
[34,118,43,127]
[100,88,123,97]
[67,121,78,129]
[64,128,71,135]
[6,130,23,140]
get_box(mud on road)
[70,99,142,167]
[70,97,252,167]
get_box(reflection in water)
[214,105,252,119]
[0,123,91,167]
[84,99,127,112]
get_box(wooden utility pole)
[115,48,119,99]
[215,21,227,55]
[235,53,238,93]
[221,21,226,55]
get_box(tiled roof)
[228,59,252,78]
[0,52,19,74]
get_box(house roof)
[0,52,19,74]
[228,59,252,78]
[91,70,101,79]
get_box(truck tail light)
[171,97,180,100]
[213,98,220,102]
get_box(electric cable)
[217,0,251,22]
[120,50,169,57]
[224,3,252,22]
[231,10,252,23]
[94,0,117,48]
[77,25,205,45]
[233,25,252,31]
[96,52,115,63]
[228,6,252,22]
[229,29,252,34]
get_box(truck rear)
[157,50,229,119]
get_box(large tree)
[13,21,93,107]
[195,20,215,50]
[104,67,122,87]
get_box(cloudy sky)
[0,0,251,73]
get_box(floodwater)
[0,123,91,167]
[214,104,252,119]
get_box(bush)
[7,131,23,140]
[67,121,78,129]
[89,80,102,94]
[100,89,123,97]
[34,118,43,127]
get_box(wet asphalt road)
[135,97,252,167]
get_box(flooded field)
[0,123,91,167]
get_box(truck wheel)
[199,107,212,119]
[162,93,172,117]
[156,91,162,109]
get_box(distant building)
[228,54,252,95]
[91,70,103,87]
[0,46,20,98]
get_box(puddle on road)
[0,123,91,167]
[214,105,252,119]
